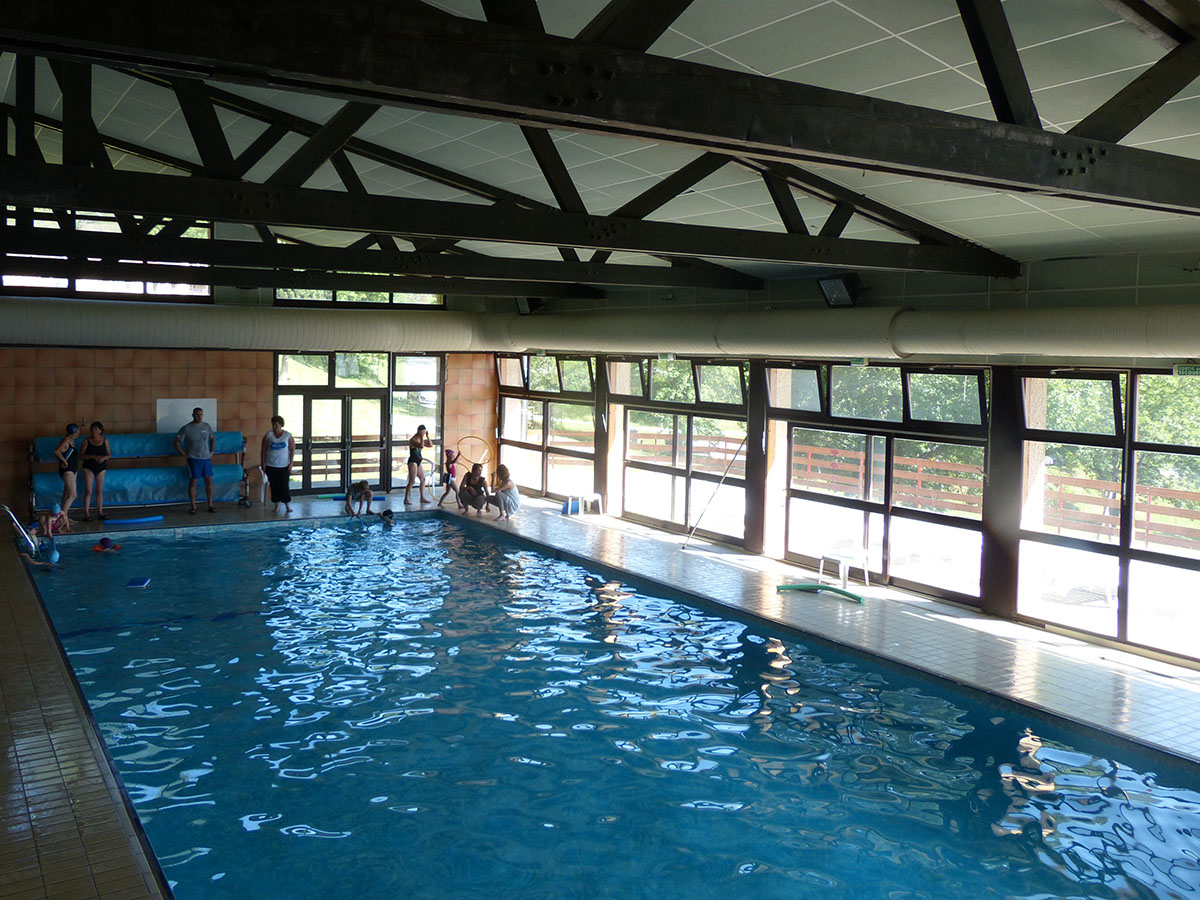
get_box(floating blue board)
[106,515,165,526]
[126,577,151,589]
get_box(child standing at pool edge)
[437,449,460,508]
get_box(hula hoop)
[456,435,494,467]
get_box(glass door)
[309,397,345,490]
[347,394,386,487]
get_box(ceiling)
[3,0,1200,298]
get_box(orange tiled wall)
[0,347,275,513]
[443,353,498,474]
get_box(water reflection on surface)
[36,520,1200,900]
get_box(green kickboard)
[776,582,864,604]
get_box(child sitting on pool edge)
[345,480,374,516]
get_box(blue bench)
[31,432,245,511]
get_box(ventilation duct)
[4,296,1200,360]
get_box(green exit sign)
[1173,365,1200,376]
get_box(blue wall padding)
[33,464,242,510]
[32,431,244,462]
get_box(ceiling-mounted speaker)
[818,274,861,308]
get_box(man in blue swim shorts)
[174,407,217,514]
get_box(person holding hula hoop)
[404,424,434,505]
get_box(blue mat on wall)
[33,465,243,510]
[32,431,244,462]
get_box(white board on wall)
[156,398,217,434]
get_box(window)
[1023,377,1118,435]
[277,354,330,386]
[395,356,440,386]
[498,357,526,388]
[790,427,883,502]
[691,418,746,478]
[830,366,902,421]
[275,288,442,306]
[1132,450,1200,559]
[548,403,594,452]
[696,365,745,405]
[501,398,544,445]
[1018,541,1118,636]
[650,359,695,403]
[768,367,821,412]
[2,214,212,298]
[559,359,593,393]
[891,439,985,520]
[608,360,645,397]
[335,353,388,389]
[626,411,681,466]
[908,373,982,425]
[1021,441,1123,544]
[528,356,560,392]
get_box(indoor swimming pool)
[32,518,1200,900]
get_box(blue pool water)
[34,518,1200,900]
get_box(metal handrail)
[682,434,749,550]
[2,505,38,555]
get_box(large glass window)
[498,358,597,501]
[627,411,681,466]
[501,445,545,493]
[1131,450,1200,559]
[624,468,686,526]
[1021,441,1123,543]
[889,518,981,596]
[547,454,594,496]
[501,398,543,445]
[691,418,746,478]
[892,439,985,520]
[1018,541,1119,636]
[790,427,882,501]
[1127,561,1200,658]
[548,403,594,452]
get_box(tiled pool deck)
[3,495,1199,896]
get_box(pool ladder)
[2,505,38,556]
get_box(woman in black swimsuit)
[81,421,112,521]
[54,422,80,517]
[403,424,433,506]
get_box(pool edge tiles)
[454,502,1200,768]
[1,540,169,900]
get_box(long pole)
[682,435,749,550]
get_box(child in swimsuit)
[437,449,460,508]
